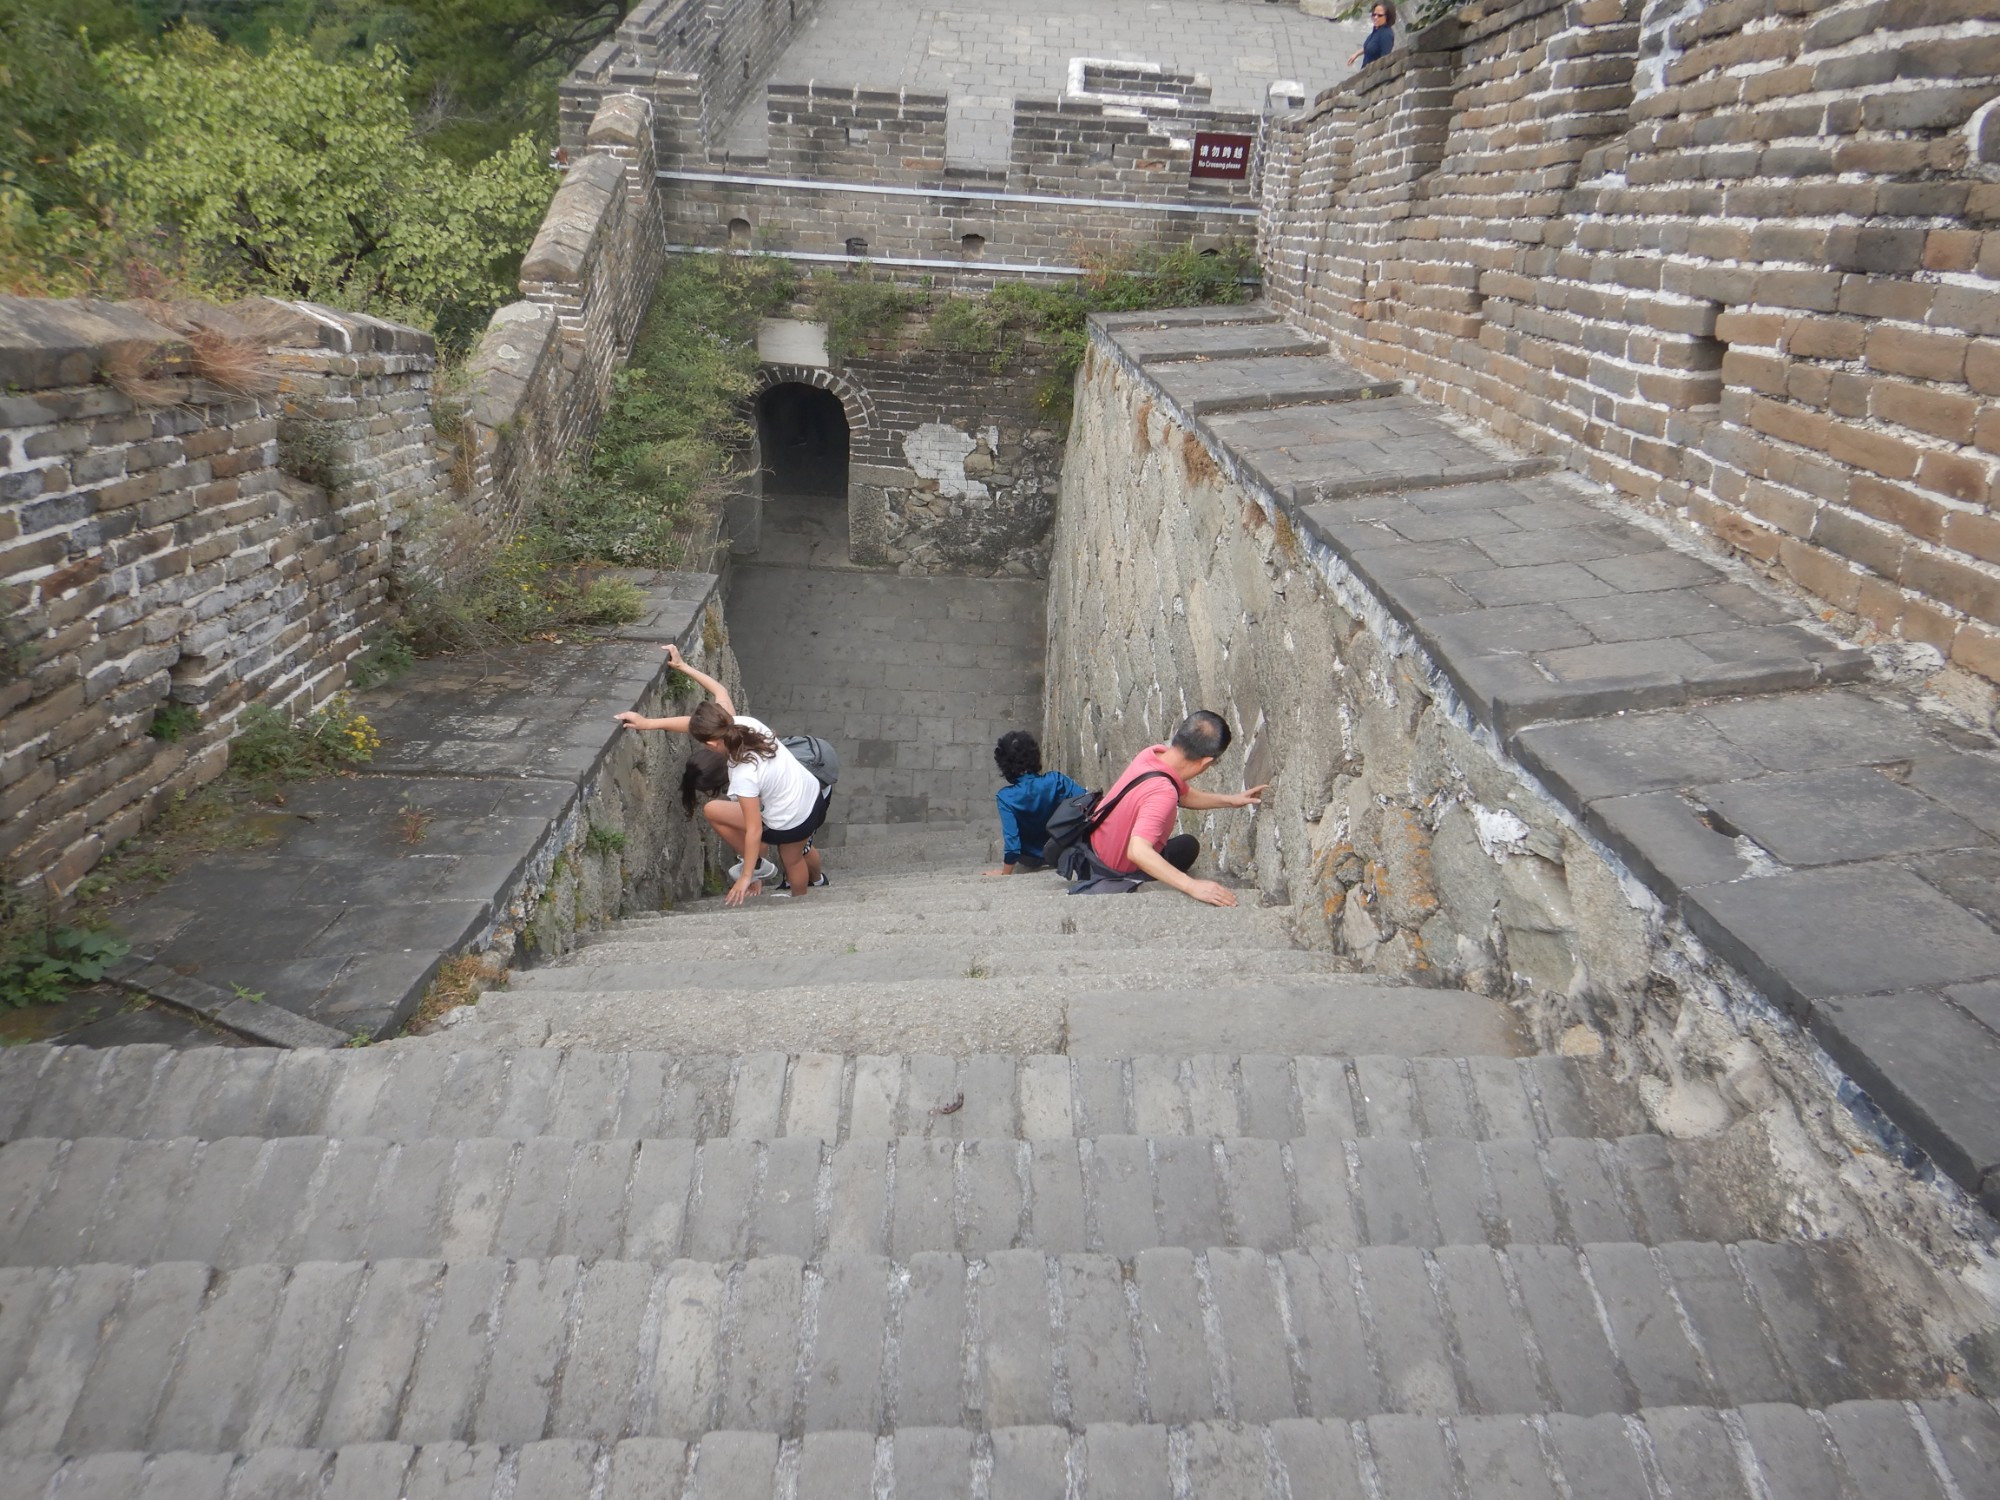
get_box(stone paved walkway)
[724,0,1362,163]
[1097,303,2000,1219]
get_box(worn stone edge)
[106,959,350,1049]
[1086,315,2000,1214]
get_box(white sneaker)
[728,858,779,883]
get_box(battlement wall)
[1260,0,2000,692]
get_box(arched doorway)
[757,382,849,498]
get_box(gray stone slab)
[553,1260,656,1442]
[1734,1401,1853,1500]
[241,1261,368,1448]
[1684,864,2000,1017]
[718,1254,805,1429]
[1919,1396,2000,1497]
[1367,1413,1457,1498]
[895,1252,969,1427]
[1082,1423,1171,1500]
[804,1256,890,1431]
[59,1260,210,1452]
[977,1248,1057,1427]
[1356,1245,1457,1416]
[1697,692,1923,773]
[1644,1406,1755,1499]
[1504,1245,1626,1415]
[796,1431,876,1500]
[398,1259,509,1444]
[1696,766,1988,866]
[1513,712,1749,812]
[1808,990,2000,1214]
[147,1263,289,1449]
[1431,1246,1541,1417]
[1586,791,1753,900]
[473,1256,582,1443]
[690,1431,779,1498]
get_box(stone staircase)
[0,824,1995,1496]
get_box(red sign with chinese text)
[1190,132,1253,180]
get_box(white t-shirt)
[724,715,822,830]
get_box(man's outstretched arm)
[1180,783,1268,811]
[1125,835,1237,908]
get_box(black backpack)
[781,734,841,788]
[1040,769,1176,877]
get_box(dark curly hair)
[993,729,1043,785]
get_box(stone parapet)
[1061,301,2000,1224]
[0,296,440,896]
[1258,0,2000,702]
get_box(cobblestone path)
[0,573,1993,1495]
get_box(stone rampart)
[3,89,676,897]
[1259,0,2000,698]
[0,298,434,896]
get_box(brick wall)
[3,90,674,896]
[1259,0,2000,691]
[0,299,425,895]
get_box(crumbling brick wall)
[1260,0,2000,694]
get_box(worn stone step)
[0,1045,1639,1147]
[566,925,1302,965]
[6,1396,1996,1498]
[0,1241,1932,1454]
[8,1396,1996,1499]
[623,892,1297,946]
[0,1130,1773,1270]
[644,880,1241,919]
[516,946,1342,993]
[457,979,1523,1056]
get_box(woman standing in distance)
[616,645,831,904]
[1349,1,1395,66]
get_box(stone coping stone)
[0,295,183,390]
[104,571,719,1045]
[1092,308,2000,1217]
[1148,353,1401,414]
[1117,320,1328,364]
[1093,304,1280,332]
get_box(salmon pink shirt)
[1087,745,1188,873]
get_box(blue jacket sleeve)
[996,787,1024,863]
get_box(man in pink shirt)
[1086,710,1267,907]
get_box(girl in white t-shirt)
[616,644,830,903]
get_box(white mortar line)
[657,168,1262,216]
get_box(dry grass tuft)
[1271,502,1301,560]
[1134,398,1154,452]
[187,326,277,396]
[99,342,179,407]
[1180,433,1221,489]
[405,952,500,1033]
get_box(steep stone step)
[0,1046,1635,1146]
[459,980,1523,1057]
[514,946,1341,991]
[6,1398,1994,1500]
[0,1131,1771,1270]
[0,1242,1931,1455]
[565,926,1303,964]
[613,895,1299,946]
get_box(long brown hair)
[689,701,778,765]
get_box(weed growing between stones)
[584,825,628,856]
[347,634,417,692]
[0,900,129,1008]
[228,694,381,786]
[147,701,200,742]
[916,240,1255,419]
[811,266,920,360]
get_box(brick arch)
[751,363,876,437]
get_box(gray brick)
[720,1254,804,1429]
[1462,1058,1537,1140]
[1184,1055,1242,1136]
[1153,1138,1225,1248]
[652,1259,726,1440]
[1643,1406,1754,1499]
[1609,1136,1695,1242]
[489,1051,562,1139]
[1543,1139,1633,1243]
[1178,1419,1272,1499]
[848,1055,901,1137]
[752,1137,823,1257]
[491,1138,575,1262]
[1736,1401,1854,1500]
[323,1443,418,1500]
[1135,1247,1215,1423]
[824,1139,888,1254]
[1353,1058,1419,1137]
[1454,1413,1561,1498]
[1366,1413,1456,1499]
[1541,1411,1649,1493]
[15,1138,122,1265]
[1269,1418,1363,1497]
[1657,1241,1792,1407]
[990,1425,1070,1500]
[892,1138,958,1256]
[1206,1247,1294,1421]
[892,1427,974,1500]
[1506,1245,1623,1416]
[223,1137,325,1266]
[473,1256,581,1443]
[1220,1138,1291,1251]
[366,1049,452,1137]
[1354,1140,1437,1247]
[1407,1059,1476,1137]
[1059,1254,1141,1425]
[686,1140,758,1261]
[1918,1396,2000,1496]
[554,1261,656,1442]
[1082,1422,1171,1500]
[1824,1399,1949,1499]
[1086,1136,1158,1256]
[1294,1057,1358,1137]
[321,1053,405,1137]
[1734,1243,1868,1405]
[548,1051,628,1139]
[1072,1058,1130,1135]
[437,1140,515,1260]
[428,1051,511,1136]
[362,1139,457,1260]
[1016,1056,1074,1137]
[784,1053,847,1140]
[1430,1246,1539,1417]
[1130,1056,1189,1135]
[804,1256,889,1430]
[137,1452,234,1500]
[516,1439,599,1496]
[59,1261,210,1452]
[956,1053,1018,1137]
[399,1259,508,1444]
[1583,1243,1710,1407]
[797,1431,874,1500]
[1288,1137,1357,1248]
[241,1261,368,1447]
[222,1449,334,1500]
[896,1252,969,1426]
[958,1139,1025,1252]
[977,1248,1055,1427]
[148,1263,288,1449]
[1355,1246,1455,1416]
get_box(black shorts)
[762,784,832,845]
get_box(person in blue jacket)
[1350,1,1395,66]
[983,730,1086,876]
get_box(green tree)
[75,27,552,343]
[399,0,624,162]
